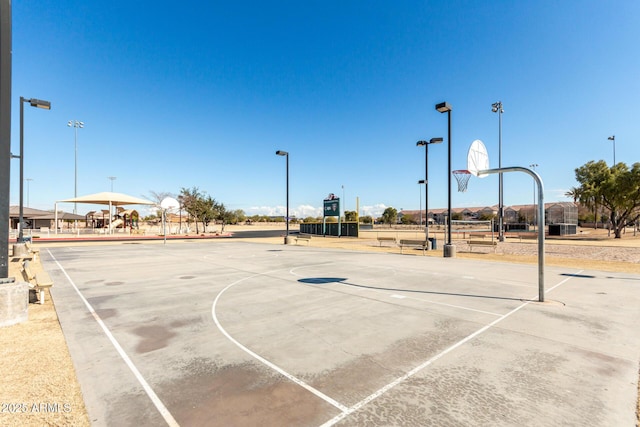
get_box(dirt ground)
[1,258,90,426]
[1,225,639,426]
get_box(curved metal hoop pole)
[479,167,545,302]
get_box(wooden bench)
[21,260,54,304]
[467,240,498,253]
[295,233,312,245]
[516,233,537,242]
[504,232,538,242]
[468,232,490,239]
[399,239,428,255]
[376,236,397,247]
[25,241,40,261]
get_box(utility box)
[548,224,577,236]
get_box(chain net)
[453,170,472,192]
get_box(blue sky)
[9,1,640,218]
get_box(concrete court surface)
[42,240,640,426]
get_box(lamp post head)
[608,135,615,141]
[491,101,503,113]
[435,102,452,113]
[275,150,288,156]
[68,120,84,128]
[27,98,51,110]
[417,137,443,147]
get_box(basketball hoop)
[453,170,472,192]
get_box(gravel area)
[460,240,640,264]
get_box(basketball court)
[43,240,640,426]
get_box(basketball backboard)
[467,139,490,177]
[160,197,180,211]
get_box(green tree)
[570,160,640,238]
[228,209,246,224]
[400,215,416,225]
[198,195,218,233]
[180,187,202,233]
[360,215,373,224]
[344,210,358,221]
[215,203,232,231]
[179,187,221,233]
[381,207,398,225]
[478,212,495,221]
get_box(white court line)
[47,250,180,427]
[211,270,349,413]
[319,270,584,426]
[291,263,503,317]
[386,292,503,317]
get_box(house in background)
[9,206,85,231]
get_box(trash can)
[428,237,437,250]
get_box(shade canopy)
[54,192,155,235]
[57,191,155,207]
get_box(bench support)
[399,240,427,255]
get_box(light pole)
[435,102,454,257]
[25,178,32,207]
[418,180,425,226]
[276,150,289,243]
[492,101,504,241]
[416,137,443,246]
[530,163,538,228]
[607,135,615,165]
[17,97,51,242]
[68,120,84,214]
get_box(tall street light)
[68,119,84,214]
[435,102,454,257]
[416,137,443,247]
[25,178,32,207]
[276,150,289,243]
[607,135,615,165]
[417,180,426,227]
[492,101,504,241]
[17,97,51,242]
[108,176,116,192]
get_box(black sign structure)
[323,199,340,217]
[323,193,340,217]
